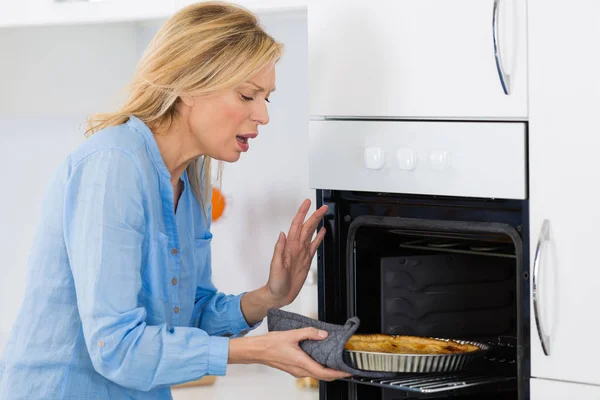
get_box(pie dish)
[345,334,481,355]
[343,335,489,373]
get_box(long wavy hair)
[86,1,283,210]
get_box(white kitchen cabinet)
[532,378,600,399]
[529,0,600,387]
[0,0,174,27]
[308,0,527,119]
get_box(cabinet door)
[0,0,174,27]
[532,378,600,399]
[308,0,527,119]
[529,0,600,386]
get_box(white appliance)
[307,0,600,398]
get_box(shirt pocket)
[142,231,170,302]
[194,232,213,267]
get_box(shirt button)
[171,248,178,255]
[171,277,178,286]
[174,306,180,314]
[97,340,105,348]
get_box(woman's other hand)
[266,199,327,308]
[240,199,327,325]
[229,328,351,381]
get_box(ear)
[179,95,195,107]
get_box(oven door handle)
[493,0,511,95]
[533,219,551,356]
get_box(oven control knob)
[364,147,385,170]
[430,150,449,170]
[396,148,418,171]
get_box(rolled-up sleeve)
[192,277,261,338]
[63,149,228,391]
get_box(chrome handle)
[493,0,511,95]
[533,219,551,356]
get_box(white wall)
[0,10,312,352]
[0,22,139,117]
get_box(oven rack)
[343,372,516,395]
[399,238,517,259]
[344,337,518,396]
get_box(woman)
[0,2,350,399]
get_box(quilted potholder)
[267,308,396,378]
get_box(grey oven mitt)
[267,308,397,378]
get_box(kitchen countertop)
[172,365,319,400]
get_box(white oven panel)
[309,120,527,200]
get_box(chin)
[216,152,242,163]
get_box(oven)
[310,119,529,400]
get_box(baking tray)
[344,339,490,373]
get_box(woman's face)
[181,63,276,163]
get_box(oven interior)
[317,190,529,400]
[349,225,520,399]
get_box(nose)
[252,100,270,126]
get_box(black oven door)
[317,189,530,400]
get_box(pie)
[344,334,481,355]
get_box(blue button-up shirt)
[0,116,257,399]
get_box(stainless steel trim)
[533,219,551,356]
[493,0,511,95]
[344,339,490,373]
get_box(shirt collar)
[126,115,171,179]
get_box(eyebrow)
[246,81,276,93]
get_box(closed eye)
[241,94,271,104]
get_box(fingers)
[275,362,348,382]
[311,366,353,381]
[291,327,329,342]
[309,227,326,257]
[299,205,328,244]
[295,354,352,381]
[286,199,328,245]
[271,231,286,265]
[268,332,352,382]
[287,199,311,241]
[270,361,309,379]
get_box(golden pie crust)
[344,334,481,355]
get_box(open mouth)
[236,136,249,144]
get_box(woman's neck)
[153,117,203,186]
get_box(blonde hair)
[86,1,283,209]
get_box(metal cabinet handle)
[493,0,511,95]
[533,219,551,356]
